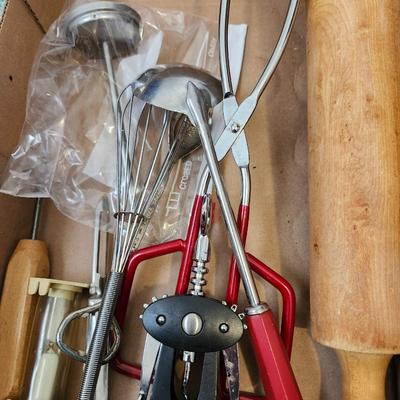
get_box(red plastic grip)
[246,253,296,358]
[246,310,302,400]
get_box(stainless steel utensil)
[78,76,204,398]
[63,1,142,116]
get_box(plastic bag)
[1,0,246,244]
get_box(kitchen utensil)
[63,1,142,116]
[114,202,296,400]
[187,82,301,400]
[56,200,110,399]
[130,2,300,391]
[111,52,298,396]
[26,278,88,400]
[0,199,50,399]
[87,202,109,400]
[308,1,400,398]
[212,0,299,161]
[64,1,143,198]
[58,81,201,367]
[78,74,206,398]
[217,2,295,396]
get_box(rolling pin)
[0,199,50,399]
[308,1,400,398]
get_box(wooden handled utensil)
[308,1,400,398]
[0,199,50,399]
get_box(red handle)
[246,253,296,358]
[221,252,297,400]
[223,203,298,399]
[246,310,302,400]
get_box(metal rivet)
[152,296,158,303]
[139,314,143,320]
[156,315,166,326]
[231,123,240,133]
[143,303,149,309]
[219,323,230,333]
[221,300,227,306]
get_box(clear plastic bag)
[1,0,246,244]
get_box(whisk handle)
[78,271,124,400]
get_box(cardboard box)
[0,0,43,285]
[0,1,341,399]
[25,0,66,30]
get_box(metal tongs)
[185,0,301,399]
[215,0,299,161]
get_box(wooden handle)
[0,239,49,399]
[337,351,391,400]
[308,0,400,352]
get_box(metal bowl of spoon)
[134,63,222,163]
[133,64,222,115]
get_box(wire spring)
[190,194,212,296]
[190,261,208,296]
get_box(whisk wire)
[136,110,170,215]
[142,133,179,216]
[113,102,174,273]
[117,106,151,272]
[125,92,138,209]
[117,112,170,272]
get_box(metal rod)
[251,0,299,102]
[186,83,261,308]
[218,0,233,97]
[88,201,108,400]
[31,198,42,240]
[102,41,119,117]
[240,167,251,207]
[90,206,102,290]
[103,41,136,205]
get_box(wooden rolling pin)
[308,1,400,399]
[0,199,49,399]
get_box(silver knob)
[182,313,203,336]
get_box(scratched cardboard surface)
[0,0,342,398]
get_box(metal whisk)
[78,82,200,399]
